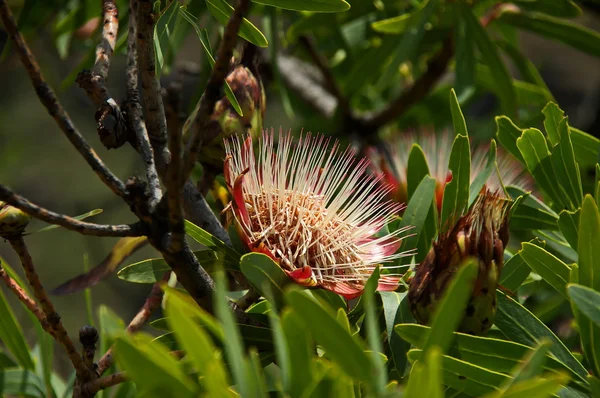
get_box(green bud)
[0,201,31,238]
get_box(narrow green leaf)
[398,176,436,265]
[574,196,600,376]
[519,242,570,298]
[484,373,570,398]
[408,349,510,396]
[165,289,232,396]
[495,291,588,380]
[380,291,413,375]
[459,4,516,116]
[178,7,243,117]
[371,13,413,34]
[32,209,103,234]
[364,268,386,394]
[422,259,478,355]
[405,347,443,398]
[498,9,600,57]
[558,209,580,249]
[205,0,268,47]
[440,134,470,231]
[252,0,350,12]
[504,340,552,387]
[240,253,289,310]
[568,284,600,329]
[514,0,581,18]
[542,102,564,147]
[449,88,468,137]
[0,369,45,397]
[184,220,241,269]
[214,269,250,397]
[407,144,432,199]
[496,116,525,163]
[570,127,600,169]
[454,10,476,102]
[0,286,34,370]
[286,289,372,381]
[281,309,313,397]
[550,116,583,210]
[500,251,531,292]
[114,333,196,396]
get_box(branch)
[0,185,144,237]
[81,372,128,396]
[277,53,338,119]
[0,1,128,199]
[237,288,261,311]
[125,0,162,210]
[9,237,92,381]
[136,0,169,162]
[298,35,351,118]
[363,36,454,129]
[0,265,50,335]
[164,83,185,252]
[182,0,252,181]
[96,273,168,375]
[94,0,119,82]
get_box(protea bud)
[408,188,511,335]
[200,54,266,169]
[0,201,31,238]
[369,129,533,210]
[223,130,413,299]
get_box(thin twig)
[182,0,252,182]
[136,0,169,160]
[9,237,92,381]
[125,0,162,210]
[0,0,127,199]
[363,36,454,129]
[94,0,119,81]
[299,35,351,118]
[96,273,169,375]
[0,185,144,237]
[0,266,51,335]
[81,372,128,396]
[165,83,185,252]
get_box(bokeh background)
[2,0,600,376]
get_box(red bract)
[223,130,413,299]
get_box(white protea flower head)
[369,129,534,210]
[223,129,413,299]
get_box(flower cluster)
[223,130,412,299]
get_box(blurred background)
[2,0,600,376]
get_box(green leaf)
[558,209,580,249]
[405,347,444,398]
[469,140,497,206]
[0,286,34,370]
[498,9,600,57]
[398,176,436,266]
[449,88,468,138]
[496,116,525,163]
[517,128,567,209]
[165,288,231,396]
[240,253,289,310]
[454,9,476,102]
[440,134,470,231]
[375,0,440,90]
[178,7,243,117]
[371,13,413,34]
[114,333,196,397]
[252,0,350,12]
[214,269,250,397]
[514,0,581,18]
[422,259,478,355]
[285,289,372,381]
[280,309,313,397]
[0,369,45,397]
[495,291,588,380]
[363,269,386,395]
[574,195,600,375]
[499,239,546,291]
[380,291,412,374]
[184,220,241,269]
[570,127,600,169]
[205,0,268,47]
[484,373,570,398]
[519,242,570,298]
[396,324,587,387]
[459,4,516,117]
[503,339,552,387]
[568,284,600,329]
[32,208,103,234]
[408,349,510,396]
[118,250,219,283]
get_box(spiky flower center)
[225,130,410,289]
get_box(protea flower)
[369,129,533,209]
[222,130,412,299]
[408,188,511,335]
[199,53,266,169]
[0,201,31,238]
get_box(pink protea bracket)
[286,266,317,287]
[377,275,401,292]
